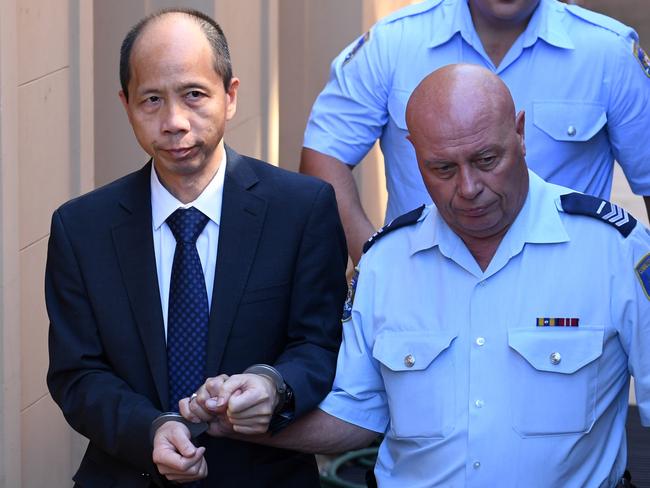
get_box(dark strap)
[560,192,637,238]
[362,205,426,253]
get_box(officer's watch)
[243,363,290,413]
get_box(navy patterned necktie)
[166,207,210,412]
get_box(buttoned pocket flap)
[373,330,457,372]
[387,89,411,130]
[532,101,606,142]
[508,328,604,375]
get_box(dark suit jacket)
[46,147,348,487]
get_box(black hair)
[119,8,232,101]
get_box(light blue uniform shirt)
[320,171,650,488]
[304,0,650,223]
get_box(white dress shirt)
[150,154,226,338]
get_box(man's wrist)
[243,364,290,413]
[150,412,208,445]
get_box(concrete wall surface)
[0,1,94,486]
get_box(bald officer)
[184,64,650,488]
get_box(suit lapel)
[111,163,169,408]
[206,147,267,375]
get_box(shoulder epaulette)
[565,4,636,39]
[379,0,442,26]
[362,205,425,254]
[560,192,637,237]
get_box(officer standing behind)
[182,64,650,488]
[302,0,650,263]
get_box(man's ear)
[225,77,240,121]
[119,90,134,125]
[119,90,129,110]
[515,110,526,157]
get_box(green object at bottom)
[319,447,379,488]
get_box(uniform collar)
[428,0,574,51]
[408,169,570,277]
[522,0,574,50]
[494,170,570,252]
[151,151,226,230]
[428,0,474,49]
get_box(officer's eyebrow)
[470,145,502,158]
[422,158,455,168]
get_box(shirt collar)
[522,0,574,50]
[428,0,471,49]
[151,151,227,230]
[428,0,574,51]
[408,169,570,258]
[499,169,570,248]
[407,204,463,256]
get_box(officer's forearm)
[300,148,374,264]
[228,408,378,455]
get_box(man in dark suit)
[46,8,347,487]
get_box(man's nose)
[161,101,191,134]
[457,166,482,199]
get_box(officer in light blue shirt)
[322,173,650,487]
[184,64,650,487]
[301,0,650,263]
[316,64,650,488]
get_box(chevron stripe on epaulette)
[560,192,637,237]
[362,205,426,254]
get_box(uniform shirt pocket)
[532,101,607,142]
[508,327,604,437]
[373,330,457,439]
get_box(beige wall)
[0,0,95,486]
[0,1,648,487]
[0,2,20,486]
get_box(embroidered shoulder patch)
[560,193,637,237]
[342,31,370,66]
[633,41,650,78]
[362,204,426,254]
[636,253,650,300]
[341,267,359,322]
